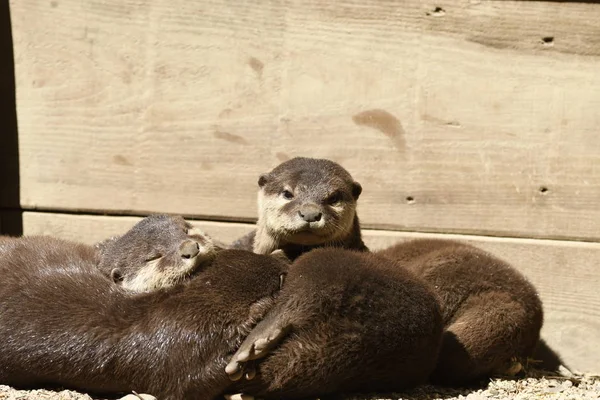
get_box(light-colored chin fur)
[254,191,356,253]
[122,243,216,292]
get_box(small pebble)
[120,394,157,400]
[1,369,600,400]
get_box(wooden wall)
[4,0,600,372]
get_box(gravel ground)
[1,370,598,400]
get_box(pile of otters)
[0,157,543,400]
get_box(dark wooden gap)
[0,0,21,235]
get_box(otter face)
[96,215,217,292]
[256,157,362,247]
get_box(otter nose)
[298,208,322,223]
[180,240,200,259]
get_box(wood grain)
[20,211,600,373]
[9,0,600,241]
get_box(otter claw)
[245,365,256,380]
[227,366,244,381]
[225,359,257,381]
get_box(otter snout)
[298,204,322,223]
[179,240,200,259]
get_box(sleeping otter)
[95,214,218,292]
[0,218,443,399]
[0,215,217,294]
[227,248,443,399]
[377,239,544,385]
[0,236,284,400]
[230,157,368,260]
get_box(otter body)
[230,157,368,260]
[228,248,444,399]
[0,228,443,399]
[377,239,543,385]
[0,237,283,399]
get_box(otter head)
[95,214,217,292]
[254,157,362,254]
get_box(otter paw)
[226,324,288,380]
[225,360,257,382]
[224,394,254,400]
[234,327,284,363]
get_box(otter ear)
[258,173,269,188]
[351,181,362,200]
[110,268,124,283]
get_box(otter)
[0,215,217,294]
[230,157,368,260]
[95,214,218,292]
[227,248,444,399]
[0,236,284,400]
[0,223,443,399]
[377,239,544,385]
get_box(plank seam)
[11,207,600,246]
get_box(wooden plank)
[10,0,600,241]
[21,212,255,245]
[21,211,600,373]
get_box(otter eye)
[326,192,342,205]
[282,190,294,200]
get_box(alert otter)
[95,214,218,292]
[227,248,444,399]
[377,239,544,385]
[230,157,368,261]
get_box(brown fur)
[95,214,218,292]
[229,248,444,399]
[377,239,544,385]
[230,157,368,260]
[0,232,443,399]
[0,236,284,399]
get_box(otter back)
[377,239,544,385]
[228,248,444,399]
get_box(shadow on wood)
[0,0,21,235]
[532,338,570,372]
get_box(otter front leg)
[252,225,280,255]
[225,310,291,380]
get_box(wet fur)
[230,157,368,260]
[377,239,544,385]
